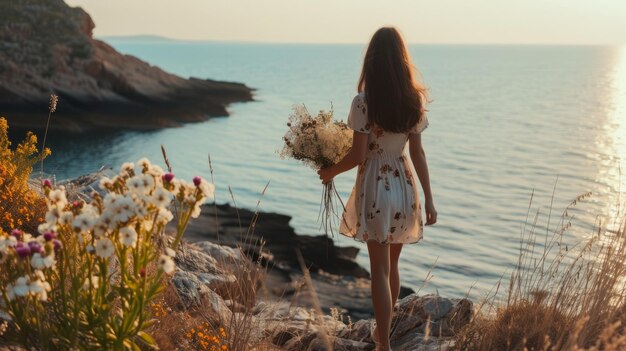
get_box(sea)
[39,40,626,300]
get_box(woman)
[318,26,437,351]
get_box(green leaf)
[125,339,142,351]
[138,331,157,346]
[142,318,157,329]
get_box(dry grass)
[454,191,626,351]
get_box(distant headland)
[0,0,254,132]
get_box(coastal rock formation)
[0,0,253,132]
[184,204,369,278]
[182,203,416,320]
[173,240,473,351]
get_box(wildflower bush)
[0,157,215,350]
[0,117,49,234]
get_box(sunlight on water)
[604,46,626,298]
[606,46,626,231]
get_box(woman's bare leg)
[367,240,392,350]
[390,243,403,309]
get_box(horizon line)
[96,34,624,47]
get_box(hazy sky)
[65,0,626,44]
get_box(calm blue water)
[41,41,626,299]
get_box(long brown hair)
[358,27,428,133]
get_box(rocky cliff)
[0,0,253,132]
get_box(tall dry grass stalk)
[208,154,221,241]
[455,191,626,351]
[208,180,271,350]
[294,248,333,349]
[39,94,57,179]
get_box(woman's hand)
[425,200,437,225]
[317,167,335,184]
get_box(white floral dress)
[339,92,429,245]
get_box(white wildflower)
[131,195,150,217]
[143,219,154,232]
[94,238,115,258]
[178,180,196,198]
[120,162,135,175]
[158,254,175,274]
[184,194,196,205]
[82,204,99,217]
[83,276,100,290]
[34,270,46,281]
[165,247,176,257]
[22,233,35,243]
[0,235,17,253]
[45,206,62,224]
[156,208,173,225]
[30,253,45,269]
[72,213,96,233]
[29,275,51,301]
[103,192,122,208]
[169,178,182,195]
[197,179,215,199]
[58,211,74,225]
[93,211,115,237]
[111,196,136,223]
[31,252,55,269]
[147,164,165,178]
[127,176,145,194]
[152,187,173,209]
[99,176,113,189]
[137,157,151,169]
[48,189,68,208]
[127,174,155,195]
[44,254,56,268]
[119,226,138,248]
[140,173,155,191]
[13,276,29,297]
[37,222,57,235]
[191,203,202,219]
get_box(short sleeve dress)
[339,92,429,245]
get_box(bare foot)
[371,324,393,350]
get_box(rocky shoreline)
[172,237,473,351]
[175,203,475,350]
[0,0,253,132]
[180,203,417,320]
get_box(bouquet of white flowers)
[280,104,352,237]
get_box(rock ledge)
[0,0,253,132]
